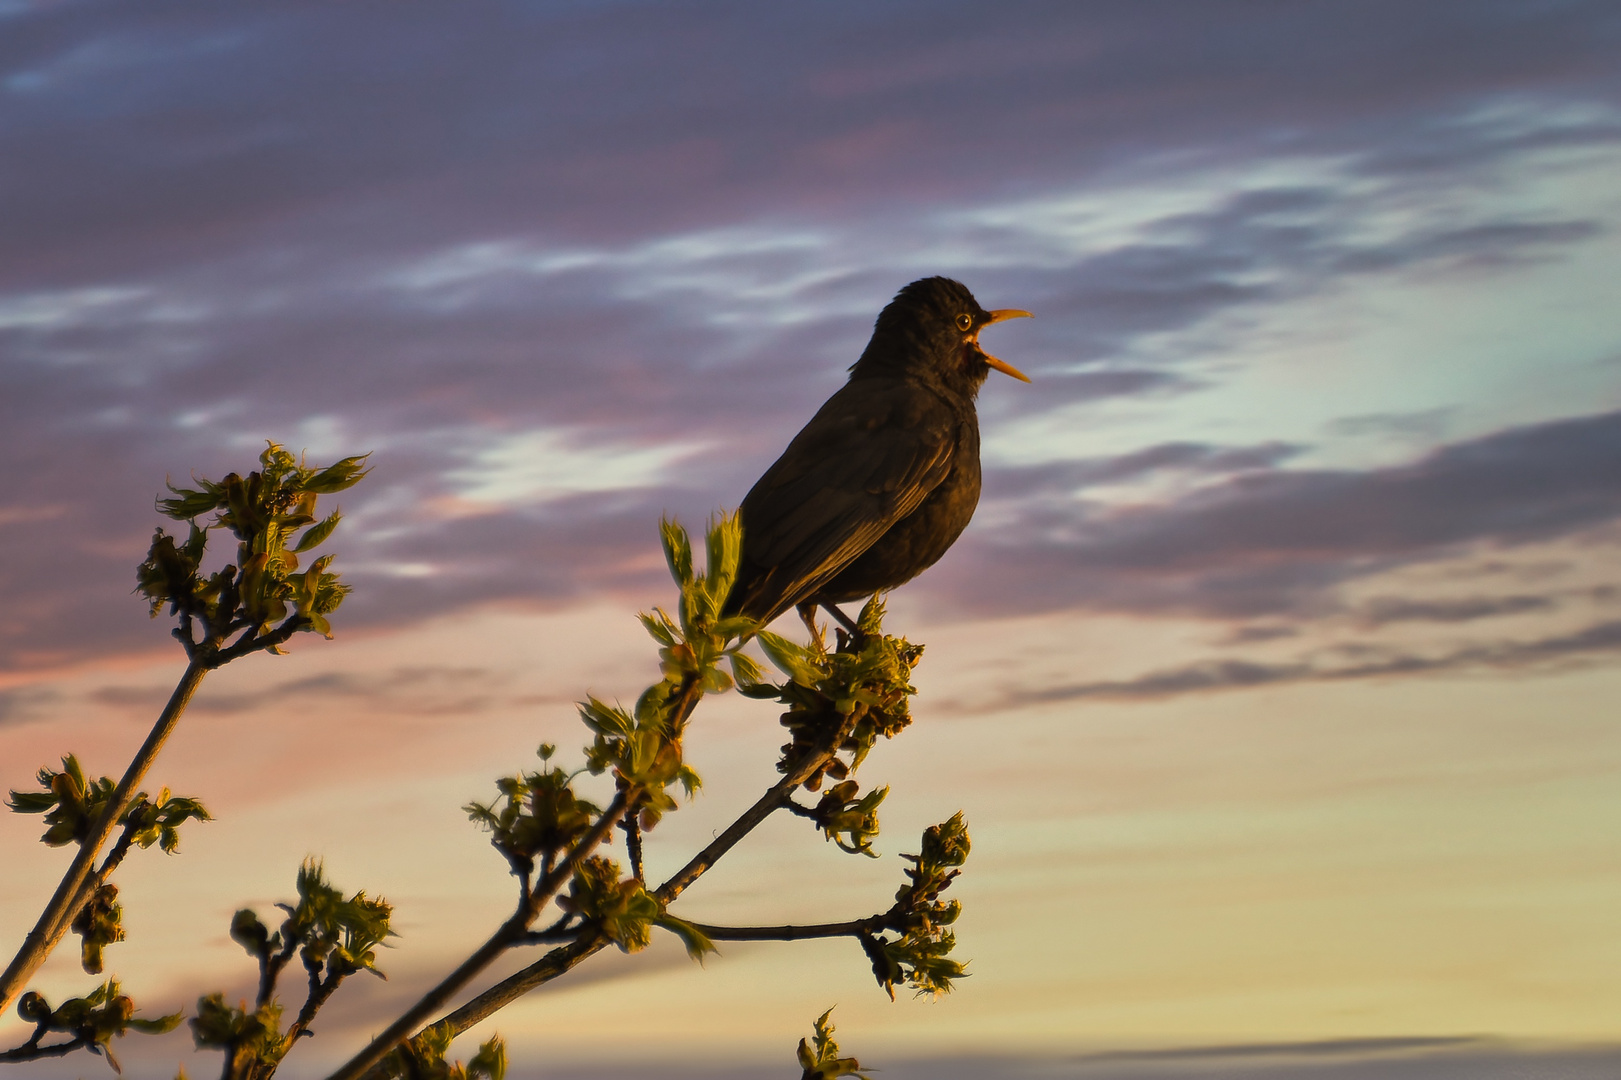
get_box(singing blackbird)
[722,277,1031,632]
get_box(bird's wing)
[730,378,959,620]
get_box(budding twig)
[0,660,208,1018]
[324,791,632,1080]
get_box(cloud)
[0,685,58,727]
[1,0,1619,676]
[89,666,503,717]
[1010,619,1621,704]
[1357,594,1557,626]
[449,429,712,507]
[948,409,1621,620]
[984,441,1302,499]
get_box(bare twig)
[285,968,344,1045]
[621,817,645,883]
[518,913,583,945]
[211,617,308,667]
[0,1034,94,1064]
[657,715,855,905]
[260,932,300,1010]
[94,819,143,882]
[684,916,888,942]
[440,934,608,1042]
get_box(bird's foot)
[796,602,828,653]
[822,602,868,653]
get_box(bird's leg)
[796,602,827,652]
[822,602,866,650]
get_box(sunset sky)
[3,2,1621,1077]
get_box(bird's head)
[851,277,1032,398]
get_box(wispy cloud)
[1009,619,1621,704]
[88,665,504,717]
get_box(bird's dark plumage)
[723,277,1030,628]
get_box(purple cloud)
[1004,618,1621,705]
[2,0,1619,675]
[947,409,1621,620]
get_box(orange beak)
[978,309,1033,383]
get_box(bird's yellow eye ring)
[956,313,974,331]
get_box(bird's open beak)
[979,309,1033,382]
[984,309,1034,325]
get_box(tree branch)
[0,659,210,1018]
[349,718,859,1080]
[323,790,631,1080]
[393,720,862,1062]
[337,624,864,1078]
[517,913,583,944]
[429,933,610,1048]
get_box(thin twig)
[518,913,582,944]
[210,617,308,667]
[285,968,344,1044]
[95,819,143,881]
[621,817,645,883]
[257,920,302,1010]
[0,1035,94,1063]
[683,916,888,942]
[657,715,856,905]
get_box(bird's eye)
[956,313,974,331]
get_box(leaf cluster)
[796,1008,869,1080]
[579,515,756,829]
[555,856,714,961]
[120,787,212,854]
[576,693,699,833]
[864,813,972,998]
[641,515,762,694]
[195,861,394,1079]
[744,597,923,791]
[9,756,210,852]
[7,755,117,848]
[799,780,889,857]
[137,442,367,660]
[69,883,123,976]
[231,860,394,991]
[382,1024,506,1080]
[6,981,180,1071]
[8,756,209,975]
[464,745,603,885]
[189,995,286,1079]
